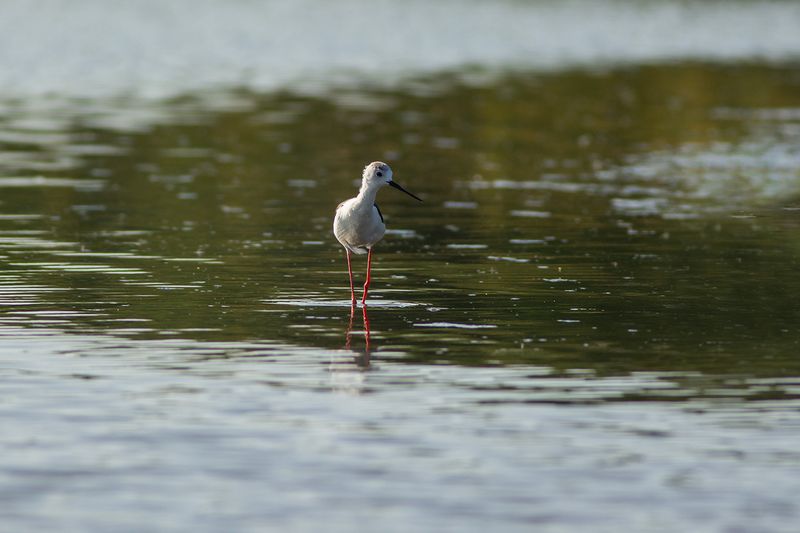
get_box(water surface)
[2,3,800,531]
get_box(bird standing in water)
[334,161,422,306]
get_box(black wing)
[374,203,384,223]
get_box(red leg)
[346,249,356,305]
[345,303,355,349]
[362,304,371,353]
[361,248,373,305]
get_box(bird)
[333,161,422,306]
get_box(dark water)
[3,62,800,531]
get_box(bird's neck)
[356,183,379,206]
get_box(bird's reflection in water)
[330,305,372,394]
[345,304,371,369]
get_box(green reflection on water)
[2,63,800,398]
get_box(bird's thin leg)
[361,248,373,305]
[362,304,371,353]
[345,304,355,349]
[346,250,356,306]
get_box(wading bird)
[333,161,422,306]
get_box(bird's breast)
[334,201,385,249]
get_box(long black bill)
[388,180,423,202]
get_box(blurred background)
[2,1,800,532]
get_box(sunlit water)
[3,2,800,532]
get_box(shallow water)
[3,2,800,531]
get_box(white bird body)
[333,161,421,305]
[333,195,384,255]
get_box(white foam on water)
[263,298,422,309]
[414,322,498,329]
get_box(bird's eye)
[376,171,383,177]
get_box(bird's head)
[363,161,393,185]
[362,161,422,201]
